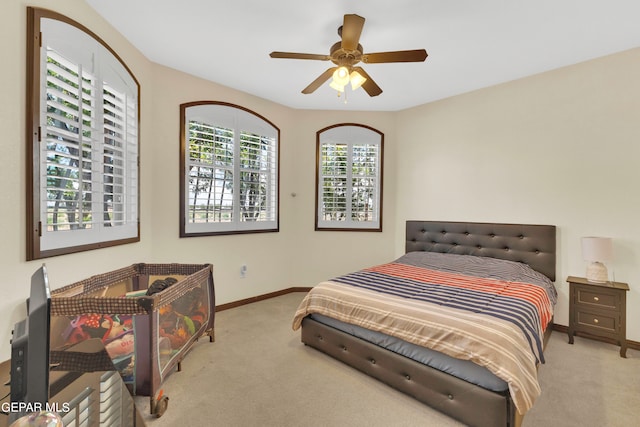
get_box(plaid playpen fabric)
[50,264,213,315]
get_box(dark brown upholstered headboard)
[406,221,556,282]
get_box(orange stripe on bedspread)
[367,262,554,330]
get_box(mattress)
[309,313,509,392]
[293,251,557,414]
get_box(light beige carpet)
[135,292,640,426]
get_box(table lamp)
[581,236,613,283]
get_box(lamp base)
[586,262,608,283]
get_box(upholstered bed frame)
[301,220,556,427]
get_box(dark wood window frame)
[26,7,140,260]
[315,123,384,232]
[179,101,280,237]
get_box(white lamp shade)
[581,237,613,262]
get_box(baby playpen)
[49,263,215,416]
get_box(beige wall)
[147,65,397,305]
[0,0,397,359]
[1,0,638,361]
[395,47,640,343]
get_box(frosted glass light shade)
[329,80,345,92]
[332,67,350,86]
[349,70,367,90]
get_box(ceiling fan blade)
[352,67,382,97]
[341,14,365,51]
[270,51,331,61]
[362,49,428,63]
[302,67,337,94]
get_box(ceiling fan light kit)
[328,66,366,93]
[269,14,427,98]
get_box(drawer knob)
[593,296,599,302]
[594,318,599,324]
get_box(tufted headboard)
[405,221,556,282]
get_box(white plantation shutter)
[102,82,138,227]
[187,122,235,224]
[316,125,383,231]
[183,103,279,235]
[35,15,139,255]
[319,143,349,221]
[43,51,97,233]
[239,131,277,222]
[351,143,379,222]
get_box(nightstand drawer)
[574,286,620,310]
[576,310,618,334]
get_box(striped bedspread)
[292,252,556,414]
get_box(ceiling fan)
[269,14,428,97]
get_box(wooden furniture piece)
[300,220,556,427]
[567,276,629,358]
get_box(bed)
[292,220,556,427]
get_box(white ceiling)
[85,0,640,112]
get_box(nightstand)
[567,276,629,358]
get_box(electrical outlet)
[240,264,247,278]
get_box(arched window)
[26,8,140,260]
[316,124,383,231]
[180,102,279,236]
